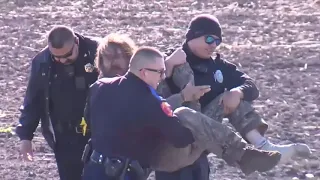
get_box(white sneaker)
[259,140,311,164]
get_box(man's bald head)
[129,46,164,72]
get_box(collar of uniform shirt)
[147,85,162,101]
[126,72,154,93]
[75,33,88,59]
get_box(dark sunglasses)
[51,38,77,59]
[205,35,221,46]
[141,68,166,76]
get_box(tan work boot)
[238,146,281,175]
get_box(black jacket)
[165,43,259,108]
[16,33,99,150]
[88,72,194,166]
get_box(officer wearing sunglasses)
[154,14,224,180]
[157,14,256,180]
[157,14,311,179]
[16,25,100,180]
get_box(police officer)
[162,13,311,167]
[16,25,99,180]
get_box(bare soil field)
[0,0,319,179]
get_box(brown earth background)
[0,0,320,179]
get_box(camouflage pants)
[149,107,247,172]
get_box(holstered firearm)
[88,149,148,180]
[103,157,127,178]
[129,160,149,180]
[104,157,147,180]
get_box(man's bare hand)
[165,48,187,77]
[219,89,243,115]
[181,81,211,102]
[20,140,34,162]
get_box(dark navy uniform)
[16,33,99,180]
[82,72,194,180]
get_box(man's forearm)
[16,105,41,141]
[16,109,40,140]
[166,93,184,110]
[164,59,174,78]
[16,123,38,141]
[233,80,259,101]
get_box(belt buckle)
[75,126,90,134]
[75,126,83,134]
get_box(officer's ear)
[139,68,148,78]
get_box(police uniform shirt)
[88,72,195,166]
[49,42,96,131]
[170,43,259,108]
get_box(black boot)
[237,146,281,175]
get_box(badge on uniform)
[213,70,223,83]
[84,63,94,73]
[161,102,173,117]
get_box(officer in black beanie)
[186,14,222,43]
[154,14,224,180]
[184,14,223,59]
[155,13,311,180]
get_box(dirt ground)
[0,0,319,179]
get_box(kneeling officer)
[82,47,196,180]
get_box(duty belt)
[90,150,146,180]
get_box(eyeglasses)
[205,35,221,46]
[141,68,166,77]
[50,38,77,59]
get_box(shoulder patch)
[160,102,173,117]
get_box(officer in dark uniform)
[82,46,196,180]
[16,25,99,180]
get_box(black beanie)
[185,14,222,42]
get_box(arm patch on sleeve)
[160,102,173,117]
